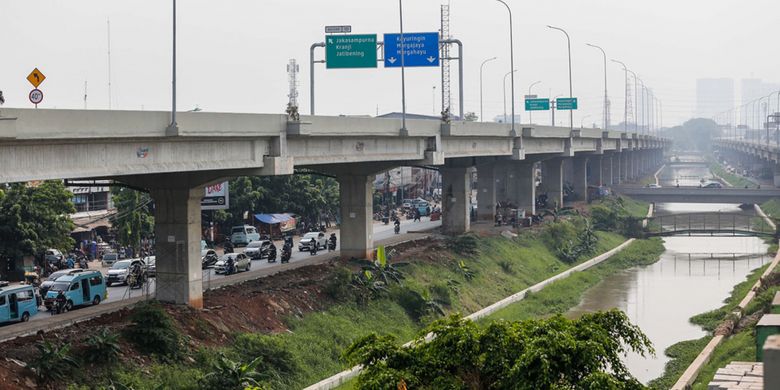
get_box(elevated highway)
[0,108,669,308]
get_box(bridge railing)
[646,212,777,237]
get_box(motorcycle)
[328,234,337,251]
[281,245,292,263]
[225,258,236,275]
[309,239,318,256]
[223,241,234,254]
[267,246,278,263]
[394,223,400,234]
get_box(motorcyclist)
[267,243,277,262]
[129,262,145,289]
[53,290,67,315]
[328,233,337,251]
[226,255,236,275]
[394,218,401,234]
[224,240,234,254]
[309,237,318,256]
[281,242,292,263]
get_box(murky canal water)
[567,202,770,384]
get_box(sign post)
[382,32,439,67]
[201,181,230,210]
[325,25,352,34]
[556,97,578,110]
[325,34,378,69]
[26,68,46,108]
[525,97,550,111]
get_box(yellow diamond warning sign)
[27,68,46,88]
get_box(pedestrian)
[414,209,421,222]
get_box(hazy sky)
[1,0,778,127]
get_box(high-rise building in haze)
[740,78,780,105]
[696,78,734,119]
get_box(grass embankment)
[709,160,756,188]
[63,197,660,390]
[756,199,779,254]
[488,238,664,322]
[649,263,777,389]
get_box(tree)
[0,181,75,261]
[344,310,653,389]
[464,111,478,122]
[111,188,154,250]
[219,174,339,229]
[660,118,719,151]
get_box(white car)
[214,253,251,274]
[298,232,327,252]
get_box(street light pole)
[548,25,574,130]
[586,43,608,130]
[480,56,497,122]
[625,69,639,133]
[398,0,408,136]
[637,77,645,134]
[166,0,179,135]
[611,59,629,133]
[527,80,541,124]
[503,69,517,123]
[497,0,517,135]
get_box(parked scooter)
[267,243,277,263]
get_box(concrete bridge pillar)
[572,156,589,201]
[337,174,374,259]
[477,162,498,222]
[150,187,205,308]
[602,155,614,186]
[589,156,603,187]
[621,153,630,182]
[774,164,780,188]
[441,166,472,234]
[542,158,564,208]
[507,161,537,215]
[630,152,639,180]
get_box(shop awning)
[254,213,293,224]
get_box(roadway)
[20,216,441,325]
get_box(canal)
[568,164,771,383]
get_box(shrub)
[83,327,121,365]
[446,233,480,256]
[429,282,452,306]
[323,267,353,302]
[391,287,445,321]
[28,340,78,383]
[498,260,515,275]
[123,301,183,358]
[456,260,476,281]
[590,204,617,230]
[202,354,270,390]
[541,220,578,252]
[233,333,299,379]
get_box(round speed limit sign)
[29,89,44,105]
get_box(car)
[229,225,261,246]
[40,269,77,300]
[244,240,272,260]
[201,249,219,269]
[645,183,661,188]
[298,232,327,252]
[106,259,144,286]
[101,252,119,267]
[143,256,156,277]
[44,270,107,312]
[214,253,251,274]
[0,285,39,323]
[701,182,723,188]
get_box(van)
[44,270,107,311]
[230,225,260,246]
[0,285,39,323]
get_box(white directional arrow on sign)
[328,38,333,44]
[427,56,436,63]
[387,57,397,64]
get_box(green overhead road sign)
[525,98,550,111]
[556,97,578,110]
[326,34,377,69]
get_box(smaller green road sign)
[556,97,578,110]
[326,34,377,69]
[525,98,550,111]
